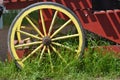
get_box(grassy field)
[0,49,120,80]
[1,10,120,80]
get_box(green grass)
[0,49,120,80]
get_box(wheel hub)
[42,36,51,46]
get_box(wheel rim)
[9,2,84,69]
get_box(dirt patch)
[0,28,8,61]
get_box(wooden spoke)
[52,42,78,52]
[48,11,58,36]
[22,44,43,62]
[50,19,72,38]
[47,46,54,72]
[22,37,31,41]
[25,16,44,37]
[22,34,39,41]
[52,34,79,41]
[40,9,47,36]
[21,26,33,30]
[39,46,46,62]
[15,41,42,48]
[50,45,67,63]
[16,30,42,40]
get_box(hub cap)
[42,36,51,46]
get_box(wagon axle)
[42,36,51,46]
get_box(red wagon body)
[3,0,120,44]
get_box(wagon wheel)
[8,2,85,70]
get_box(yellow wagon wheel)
[8,2,85,69]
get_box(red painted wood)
[3,0,120,44]
[94,45,120,56]
[8,50,26,61]
[4,0,38,9]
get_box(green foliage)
[0,49,120,80]
[79,49,120,76]
[85,30,115,47]
[3,10,20,27]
